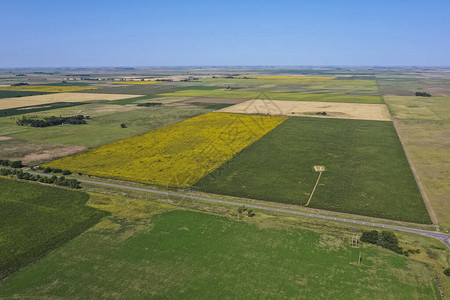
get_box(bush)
[43,167,52,173]
[0,159,10,166]
[62,170,72,175]
[52,168,62,173]
[444,268,450,276]
[120,123,127,128]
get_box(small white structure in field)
[314,165,325,172]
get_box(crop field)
[44,113,287,186]
[220,99,391,121]
[0,208,440,299]
[0,85,101,93]
[0,178,107,280]
[195,117,431,223]
[0,92,144,110]
[0,102,218,150]
[159,90,383,104]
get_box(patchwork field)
[220,99,392,121]
[0,208,440,299]
[0,102,217,150]
[195,117,431,224]
[159,90,383,104]
[44,112,287,186]
[0,92,144,110]
[0,85,101,93]
[0,178,107,280]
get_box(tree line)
[0,168,81,189]
[415,92,431,97]
[16,115,89,127]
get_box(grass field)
[0,178,107,280]
[159,90,383,104]
[0,207,440,299]
[0,102,217,149]
[0,138,86,165]
[195,117,431,224]
[44,112,287,186]
[383,94,450,227]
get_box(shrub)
[0,159,10,166]
[43,167,53,173]
[444,268,450,276]
[62,170,72,175]
[52,168,62,173]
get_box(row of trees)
[0,159,23,168]
[16,115,89,127]
[0,168,81,189]
[40,167,72,175]
[415,91,432,97]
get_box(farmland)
[0,178,107,280]
[159,90,384,104]
[0,205,440,299]
[220,99,391,121]
[0,102,219,153]
[195,117,431,224]
[44,112,287,186]
[0,85,101,93]
[0,92,144,110]
[0,67,449,299]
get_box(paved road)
[23,171,450,249]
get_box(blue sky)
[1,0,449,67]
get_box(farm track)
[25,171,450,249]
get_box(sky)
[1,0,449,67]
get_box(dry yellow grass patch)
[219,99,392,121]
[0,93,144,110]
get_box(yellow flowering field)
[0,85,101,92]
[110,81,159,85]
[44,112,287,187]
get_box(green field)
[195,117,430,224]
[0,178,107,279]
[0,207,439,299]
[159,90,383,103]
[0,90,51,99]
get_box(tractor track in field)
[22,170,450,249]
